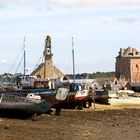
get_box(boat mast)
[72,37,75,82]
[23,36,26,76]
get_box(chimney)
[124,46,131,56]
[132,48,136,56]
[120,48,124,57]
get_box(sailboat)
[58,37,93,109]
[0,39,51,116]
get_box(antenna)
[23,36,26,76]
[72,37,75,82]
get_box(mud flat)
[0,98,140,140]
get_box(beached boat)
[57,82,93,109]
[59,38,93,108]
[0,93,50,117]
[0,79,69,113]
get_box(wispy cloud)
[0,59,7,64]
[0,0,48,6]
[49,0,140,7]
[0,0,140,9]
[116,17,140,24]
[0,0,36,4]
[0,0,53,20]
[0,0,31,8]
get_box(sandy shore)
[0,97,140,140]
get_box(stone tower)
[44,35,53,79]
[31,35,65,79]
[115,47,140,83]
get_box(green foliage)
[66,71,115,79]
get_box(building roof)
[31,63,44,76]
[117,47,140,58]
[30,63,65,78]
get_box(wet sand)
[0,100,140,140]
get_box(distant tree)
[66,71,115,79]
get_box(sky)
[0,0,140,74]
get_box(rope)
[8,45,25,74]
[14,54,24,74]
[33,53,44,71]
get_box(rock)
[31,113,38,121]
[83,132,92,137]
[133,114,137,117]
[4,124,10,129]
[111,124,116,127]
[0,119,3,122]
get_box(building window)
[47,48,50,54]
[136,64,139,68]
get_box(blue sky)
[0,0,140,74]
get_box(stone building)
[115,47,140,84]
[31,35,65,79]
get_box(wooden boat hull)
[0,88,58,107]
[75,90,89,101]
[38,91,58,107]
[75,96,88,101]
[0,101,50,115]
[0,93,50,117]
